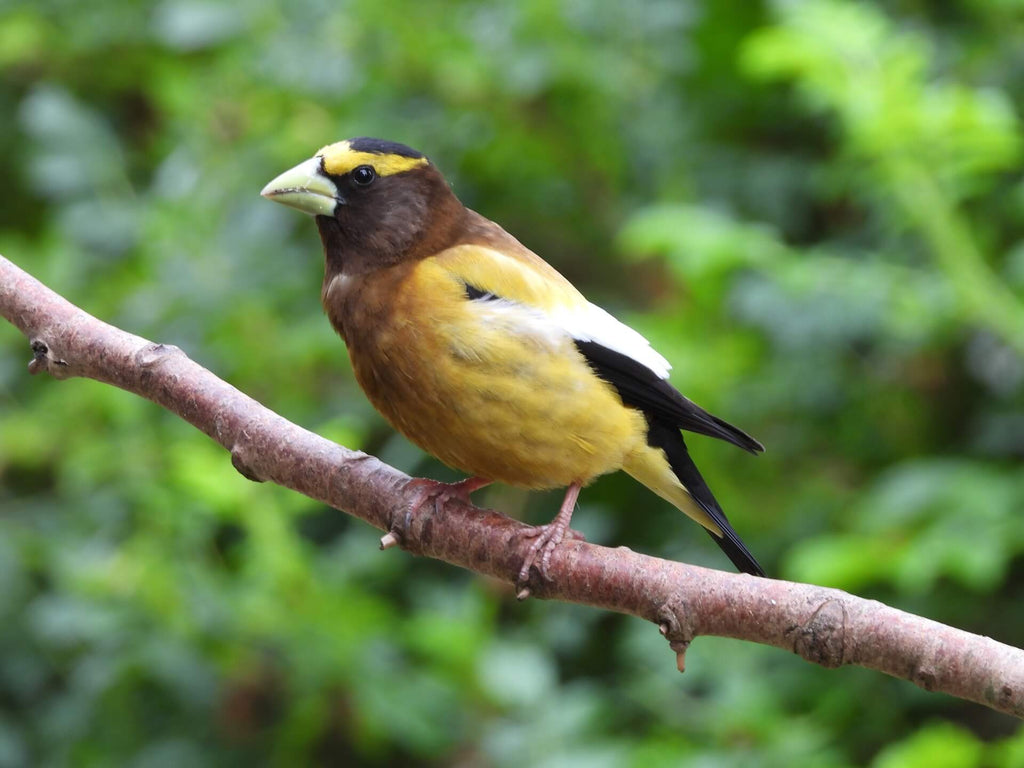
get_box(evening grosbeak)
[261,137,765,585]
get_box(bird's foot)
[408,475,492,513]
[515,482,583,599]
[382,476,491,550]
[516,522,585,586]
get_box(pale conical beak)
[260,156,341,216]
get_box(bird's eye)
[352,165,376,186]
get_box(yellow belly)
[344,282,647,489]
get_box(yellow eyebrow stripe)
[318,141,429,177]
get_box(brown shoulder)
[453,209,567,283]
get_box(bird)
[261,137,766,586]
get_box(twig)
[1,254,1021,719]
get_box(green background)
[1,0,1023,765]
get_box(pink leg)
[382,476,492,550]
[517,482,582,587]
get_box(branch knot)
[789,598,848,669]
[656,599,695,672]
[28,338,68,376]
[136,342,184,368]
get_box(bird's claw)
[515,522,585,596]
[386,476,491,549]
[406,476,490,515]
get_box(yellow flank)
[622,447,723,536]
[318,141,429,177]
[343,251,649,489]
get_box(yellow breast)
[337,258,647,489]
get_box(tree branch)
[1,254,1021,719]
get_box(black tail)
[646,420,765,577]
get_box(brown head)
[261,137,466,278]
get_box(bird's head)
[261,137,458,274]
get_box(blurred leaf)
[742,0,1024,354]
[618,203,785,280]
[871,721,983,768]
[478,640,557,709]
[151,0,245,51]
[785,534,898,590]
[786,460,1023,591]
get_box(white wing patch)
[557,302,672,379]
[466,293,672,380]
[466,297,567,349]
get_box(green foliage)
[872,721,983,768]
[743,0,1024,355]
[1,0,1022,765]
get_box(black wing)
[464,282,500,302]
[574,340,764,454]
